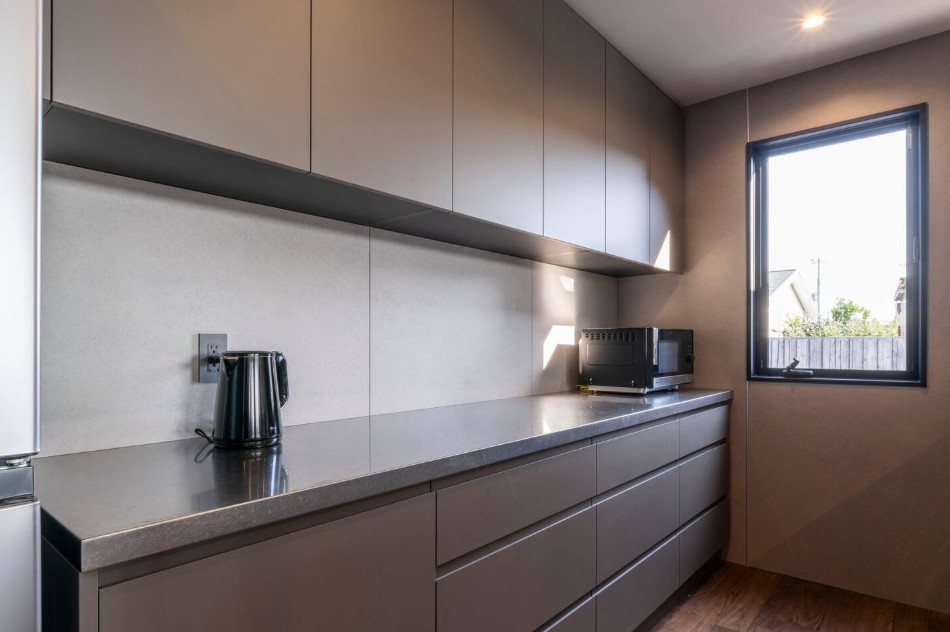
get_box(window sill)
[748,374,926,388]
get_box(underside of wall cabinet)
[42,104,663,277]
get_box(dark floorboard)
[650,563,947,631]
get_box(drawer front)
[437,508,596,632]
[679,443,729,525]
[596,466,679,584]
[680,500,728,583]
[437,445,595,564]
[540,598,595,632]
[679,405,729,457]
[99,494,435,632]
[595,536,679,632]
[596,419,679,494]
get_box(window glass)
[748,106,925,385]
[766,130,907,371]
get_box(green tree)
[830,298,870,324]
[780,298,898,337]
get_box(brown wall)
[619,31,950,613]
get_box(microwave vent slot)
[584,331,634,342]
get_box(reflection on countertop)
[34,389,731,571]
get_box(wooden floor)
[650,563,950,631]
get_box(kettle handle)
[275,352,289,408]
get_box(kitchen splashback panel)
[40,162,617,456]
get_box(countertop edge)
[48,390,733,571]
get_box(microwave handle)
[651,328,659,371]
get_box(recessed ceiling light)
[802,15,827,29]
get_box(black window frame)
[747,104,928,387]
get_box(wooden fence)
[767,336,906,371]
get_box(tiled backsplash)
[40,162,617,456]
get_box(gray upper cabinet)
[51,0,311,171]
[648,84,685,272]
[312,0,453,210]
[543,0,606,252]
[605,45,651,263]
[454,0,543,233]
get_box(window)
[748,105,927,386]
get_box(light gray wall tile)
[40,164,618,457]
[369,229,533,414]
[41,163,370,456]
[532,262,618,394]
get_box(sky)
[767,129,907,321]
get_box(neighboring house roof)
[768,270,795,295]
[768,269,817,318]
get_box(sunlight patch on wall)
[542,325,576,370]
[653,230,671,270]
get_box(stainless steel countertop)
[35,389,731,571]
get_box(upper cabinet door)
[605,45,650,264]
[543,0,606,252]
[52,0,311,171]
[649,85,685,272]
[454,0,543,233]
[312,0,453,210]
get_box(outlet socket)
[197,333,227,383]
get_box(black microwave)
[579,328,693,394]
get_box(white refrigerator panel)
[0,0,41,459]
[0,501,40,631]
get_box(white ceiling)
[564,0,950,105]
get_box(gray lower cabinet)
[605,44,651,263]
[437,507,597,632]
[98,494,436,632]
[436,445,595,564]
[648,84,685,272]
[595,419,679,494]
[311,0,453,209]
[595,535,680,632]
[540,598,596,632]
[680,500,729,583]
[543,0,606,252]
[679,443,729,525]
[60,404,729,632]
[51,0,311,171]
[596,465,680,584]
[453,0,543,233]
[679,405,730,457]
